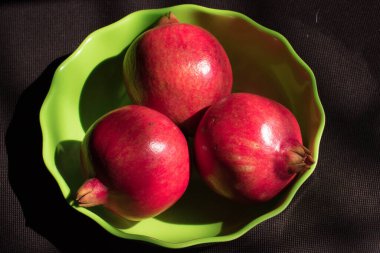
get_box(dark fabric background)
[1,0,379,252]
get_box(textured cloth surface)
[1,1,380,252]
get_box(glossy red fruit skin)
[194,93,310,203]
[79,105,189,220]
[124,15,233,135]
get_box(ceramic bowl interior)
[40,4,325,248]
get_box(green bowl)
[40,4,325,249]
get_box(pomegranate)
[194,93,314,203]
[76,105,190,220]
[123,13,233,135]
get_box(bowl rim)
[40,4,326,249]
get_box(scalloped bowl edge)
[40,4,325,249]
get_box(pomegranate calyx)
[287,145,315,174]
[157,12,179,26]
[76,178,108,207]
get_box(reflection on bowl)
[40,4,325,248]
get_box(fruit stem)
[287,145,315,174]
[76,178,108,207]
[157,12,179,26]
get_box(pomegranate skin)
[194,93,313,203]
[124,14,233,135]
[77,105,190,220]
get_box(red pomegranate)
[76,105,190,220]
[123,13,233,135]
[194,93,314,202]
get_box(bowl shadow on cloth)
[5,55,189,253]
